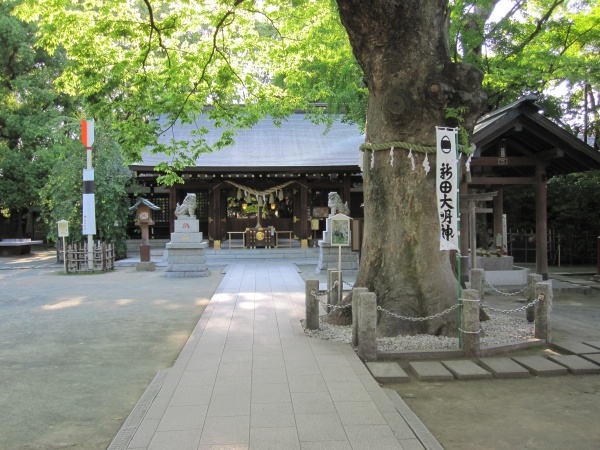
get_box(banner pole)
[456,131,462,349]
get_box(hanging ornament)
[465,154,473,172]
[389,146,394,166]
[423,152,430,175]
[408,148,415,171]
[278,189,284,201]
[370,149,375,169]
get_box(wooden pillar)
[459,180,469,278]
[469,199,477,269]
[493,187,504,248]
[300,178,308,240]
[169,187,177,233]
[536,165,548,279]
[209,182,221,242]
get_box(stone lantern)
[129,198,161,271]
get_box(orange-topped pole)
[81,118,96,270]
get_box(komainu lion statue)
[327,192,350,216]
[174,193,197,218]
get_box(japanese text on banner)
[436,127,459,251]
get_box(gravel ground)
[303,311,534,351]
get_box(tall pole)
[81,119,96,270]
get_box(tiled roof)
[133,113,364,171]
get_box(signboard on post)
[331,214,351,246]
[436,127,459,251]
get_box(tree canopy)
[15,0,600,174]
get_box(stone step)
[581,354,600,365]
[365,362,409,383]
[552,341,600,355]
[408,361,454,381]
[583,341,600,351]
[511,356,569,376]
[441,360,493,380]
[546,355,600,374]
[478,357,531,378]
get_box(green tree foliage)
[40,120,133,258]
[450,0,600,147]
[16,0,364,184]
[548,170,600,236]
[0,0,77,235]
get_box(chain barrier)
[309,280,352,314]
[376,303,459,322]
[481,295,543,314]
[484,279,528,296]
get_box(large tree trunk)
[336,1,487,336]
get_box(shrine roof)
[131,113,364,174]
[472,95,600,178]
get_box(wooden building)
[467,95,600,278]
[128,113,364,246]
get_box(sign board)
[57,220,69,237]
[436,127,459,251]
[331,214,351,246]
[81,118,94,147]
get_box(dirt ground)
[2,252,599,449]
[387,288,600,450]
[0,249,224,450]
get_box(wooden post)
[536,164,548,280]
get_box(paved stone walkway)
[110,263,440,450]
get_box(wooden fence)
[65,241,115,273]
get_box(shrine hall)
[128,97,600,271]
[127,112,365,248]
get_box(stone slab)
[552,342,600,355]
[166,241,208,250]
[582,341,600,351]
[441,360,493,380]
[162,270,210,278]
[135,262,156,272]
[170,233,204,243]
[511,356,568,376]
[408,361,454,381]
[478,357,531,378]
[581,353,600,365]
[546,355,600,374]
[365,362,410,383]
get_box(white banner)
[436,127,459,251]
[82,169,96,235]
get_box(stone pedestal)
[164,218,211,278]
[316,241,359,276]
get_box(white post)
[63,236,67,274]
[81,118,96,271]
[338,245,342,304]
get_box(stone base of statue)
[163,218,211,278]
[316,241,359,276]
